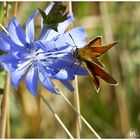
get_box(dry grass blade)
[68,1,81,138]
[40,94,74,139]
[100,2,130,136]
[55,87,101,139]
[0,2,10,138]
[0,73,10,138]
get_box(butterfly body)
[77,47,95,62]
[75,36,118,92]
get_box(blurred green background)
[0,1,140,138]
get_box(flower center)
[25,43,72,69]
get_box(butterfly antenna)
[69,33,78,49]
[68,33,81,70]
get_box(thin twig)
[40,93,74,139]
[68,1,81,138]
[55,87,101,139]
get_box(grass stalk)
[100,2,130,136]
[40,93,74,139]
[55,87,101,139]
[6,99,10,138]
[0,73,10,138]
[6,2,19,138]
[36,84,41,137]
[0,2,10,138]
[14,2,18,17]
[68,1,81,138]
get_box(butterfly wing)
[93,41,118,56]
[84,41,118,57]
[84,61,100,92]
[92,62,118,85]
[86,36,102,48]
[77,36,118,92]
[91,57,104,68]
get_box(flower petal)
[8,17,26,46]
[34,40,55,52]
[41,2,55,28]
[39,28,59,41]
[26,10,39,43]
[54,35,70,50]
[10,62,29,89]
[60,80,74,92]
[51,57,74,70]
[39,68,57,94]
[51,69,74,80]
[51,57,88,76]
[0,54,18,71]
[11,45,27,58]
[26,65,38,96]
[0,33,13,52]
[64,27,87,48]
[45,2,55,15]
[67,64,89,75]
[57,15,74,34]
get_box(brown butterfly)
[75,36,118,92]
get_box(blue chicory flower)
[0,2,88,96]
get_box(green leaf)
[39,2,68,31]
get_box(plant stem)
[40,93,74,139]
[14,2,18,17]
[6,2,18,138]
[100,2,130,136]
[6,2,19,138]
[0,2,10,138]
[0,73,10,138]
[55,87,101,139]
[68,1,81,138]
[36,84,41,137]
[73,76,81,138]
